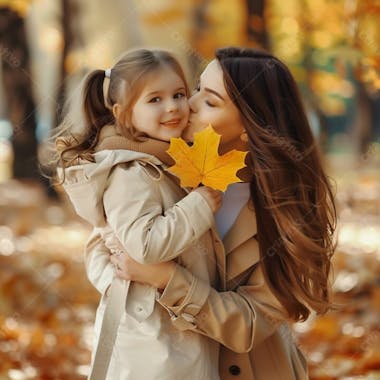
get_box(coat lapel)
[223,201,259,286]
[226,238,260,284]
[211,227,227,291]
[223,201,257,255]
[210,201,257,291]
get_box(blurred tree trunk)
[189,0,210,79]
[350,7,374,159]
[351,76,372,158]
[299,0,329,151]
[302,46,329,150]
[54,0,79,128]
[246,0,269,50]
[0,6,39,180]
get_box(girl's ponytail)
[53,69,115,171]
[83,69,114,131]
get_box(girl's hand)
[193,186,223,213]
[110,252,176,290]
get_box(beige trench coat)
[62,144,220,379]
[157,201,309,380]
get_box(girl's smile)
[160,118,182,128]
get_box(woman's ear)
[113,103,121,120]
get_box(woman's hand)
[110,252,176,290]
[193,186,223,213]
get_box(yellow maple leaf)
[166,125,248,191]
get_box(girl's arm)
[103,164,216,264]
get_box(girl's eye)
[149,97,161,103]
[205,100,215,108]
[174,92,186,99]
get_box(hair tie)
[103,68,112,110]
[105,68,112,78]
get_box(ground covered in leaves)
[0,160,379,380]
[0,182,97,379]
[295,162,380,380]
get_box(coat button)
[229,365,241,376]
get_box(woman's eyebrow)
[205,87,225,101]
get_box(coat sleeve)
[84,228,115,295]
[156,262,289,353]
[103,164,214,264]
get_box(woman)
[90,47,336,379]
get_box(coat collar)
[223,200,257,255]
[211,200,257,290]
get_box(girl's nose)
[166,99,178,112]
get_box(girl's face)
[183,60,247,153]
[121,65,189,142]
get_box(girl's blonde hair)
[53,48,188,170]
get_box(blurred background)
[0,0,379,379]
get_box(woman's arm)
[103,164,218,264]
[84,228,115,295]
[111,251,289,353]
[84,228,176,297]
[157,265,288,353]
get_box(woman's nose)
[188,94,197,113]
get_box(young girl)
[54,49,222,380]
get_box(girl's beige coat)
[61,145,220,379]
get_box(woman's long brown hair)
[216,47,336,321]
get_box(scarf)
[95,125,175,166]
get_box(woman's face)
[183,59,247,153]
